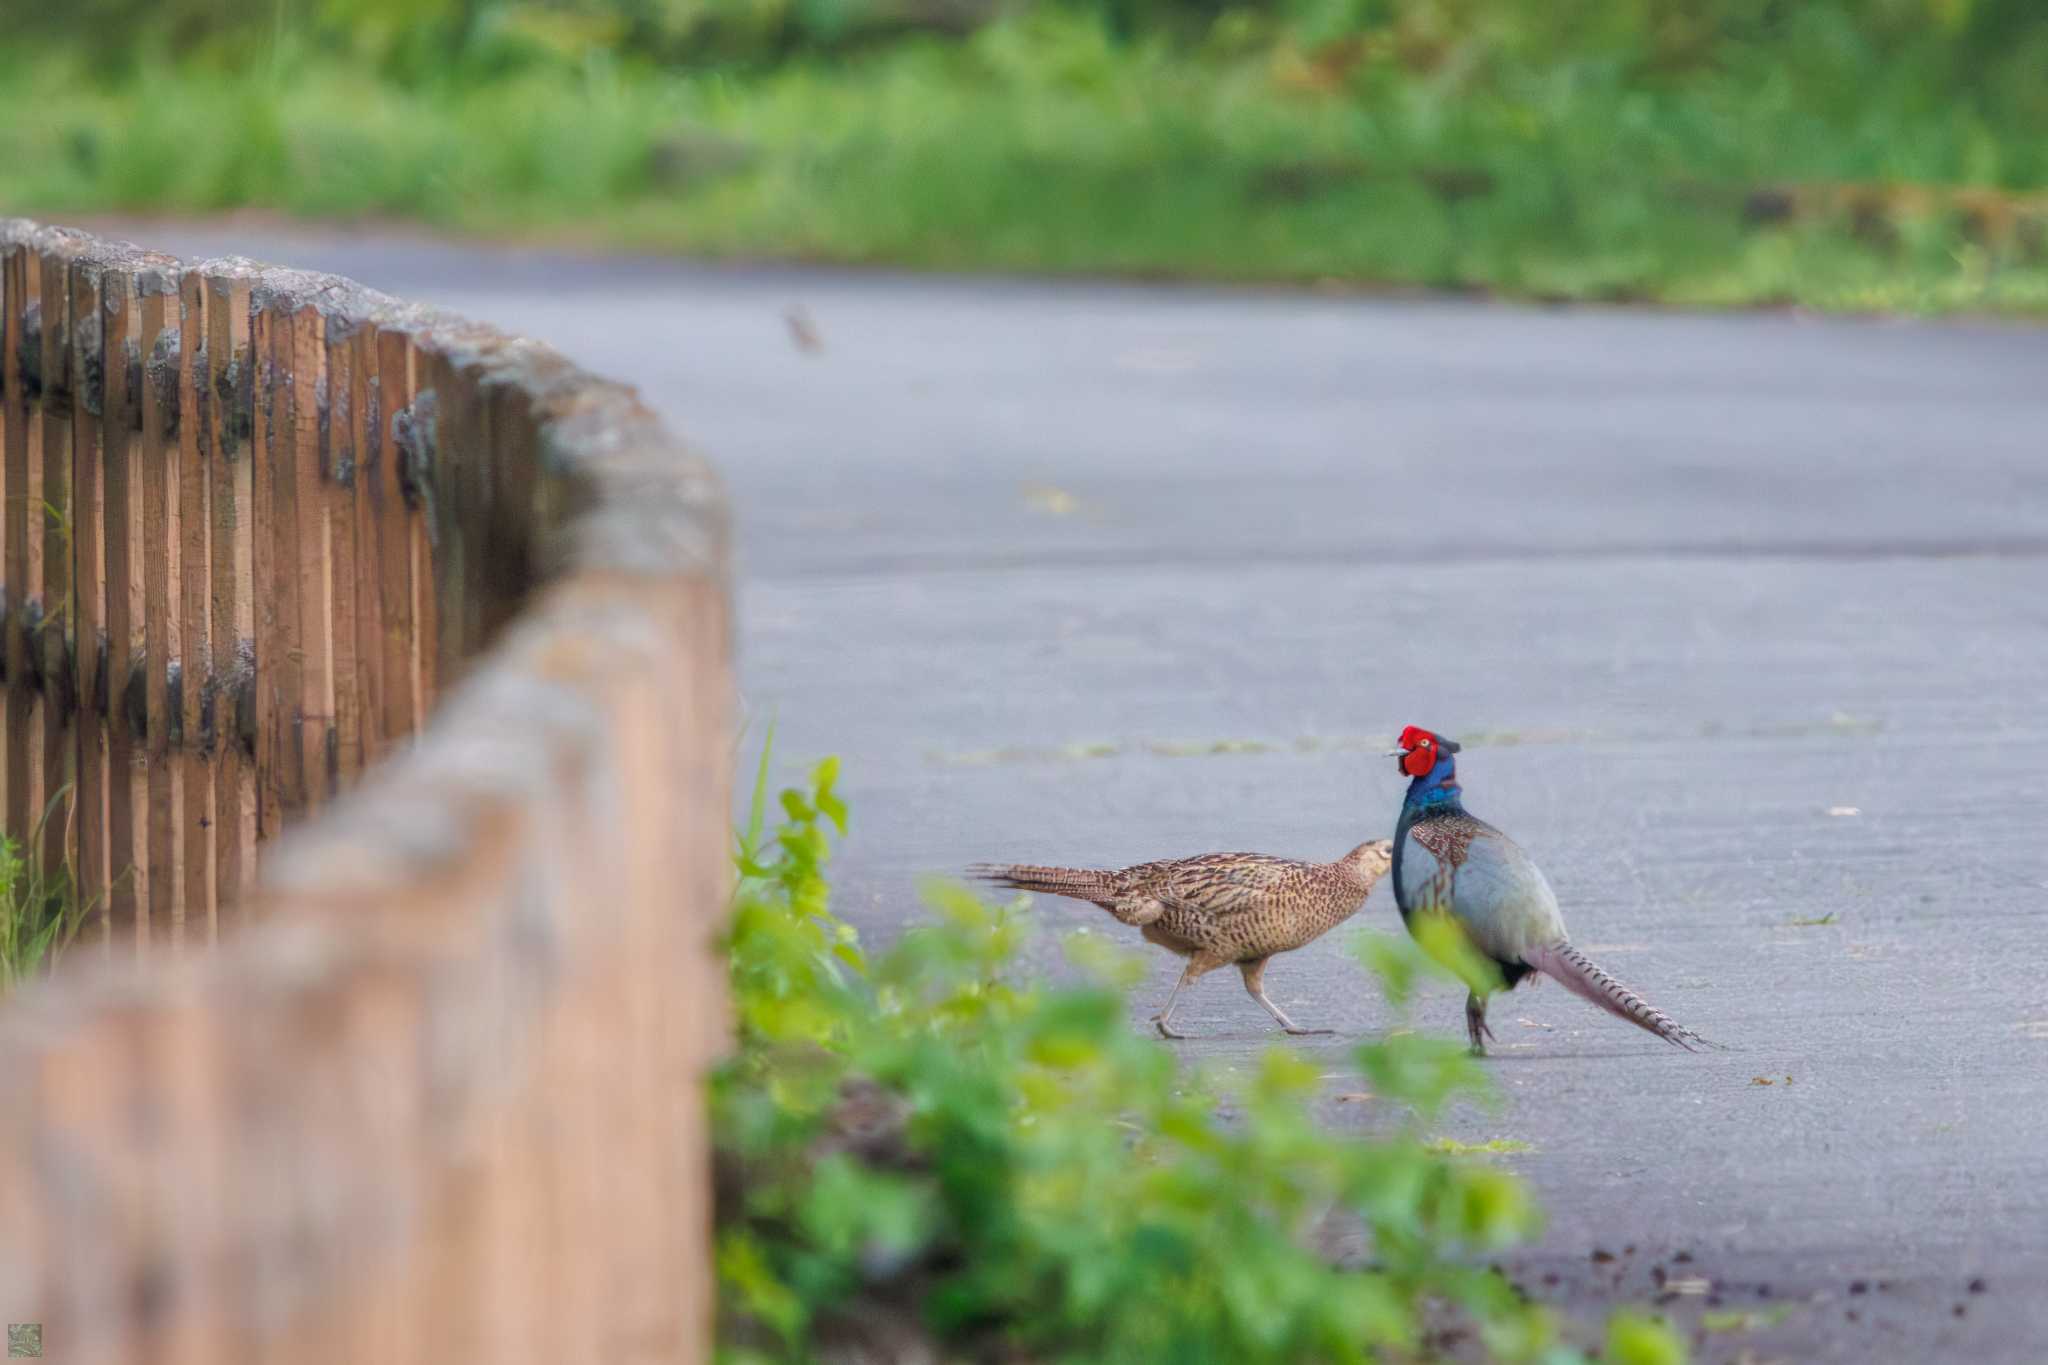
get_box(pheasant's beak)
[1385,746,1410,758]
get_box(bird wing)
[1145,853,1307,919]
[1449,830,1568,964]
[1403,815,1566,965]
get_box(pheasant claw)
[1152,1013,1189,1041]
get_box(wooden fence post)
[178,271,216,936]
[105,267,145,945]
[0,242,19,846]
[288,302,329,821]
[203,268,257,912]
[141,271,181,947]
[37,247,74,884]
[68,257,109,948]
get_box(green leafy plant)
[713,740,1597,1363]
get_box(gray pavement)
[99,220,2048,1361]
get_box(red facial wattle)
[1399,727,1439,777]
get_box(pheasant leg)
[1464,991,1498,1056]
[1241,959,1333,1036]
[1152,954,1230,1039]
[1152,959,1201,1039]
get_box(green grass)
[3,10,2044,312]
[0,828,85,994]
[1427,1135,1535,1157]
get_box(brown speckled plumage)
[969,840,1393,1038]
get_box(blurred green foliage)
[3,0,2045,310]
[710,740,1686,1361]
[23,0,2048,96]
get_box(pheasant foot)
[1465,991,1498,1056]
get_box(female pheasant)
[969,840,1393,1038]
[1388,725,1717,1055]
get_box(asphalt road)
[101,221,2048,1361]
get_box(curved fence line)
[0,221,730,1362]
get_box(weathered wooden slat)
[178,272,215,936]
[69,259,110,946]
[252,300,287,841]
[1,245,29,859]
[456,362,492,665]
[482,379,538,652]
[0,245,13,846]
[105,271,144,945]
[410,354,445,722]
[16,255,46,857]
[347,322,383,772]
[420,349,465,707]
[36,248,72,881]
[324,319,361,797]
[290,304,332,817]
[204,271,256,911]
[374,327,419,746]
[141,276,181,947]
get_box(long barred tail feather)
[1526,941,1722,1052]
[966,863,1117,903]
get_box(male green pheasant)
[969,840,1393,1038]
[1388,724,1718,1055]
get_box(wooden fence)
[0,221,731,1362]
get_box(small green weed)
[0,826,85,994]
[1428,1136,1535,1158]
[1700,1304,1795,1333]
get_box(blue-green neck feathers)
[1403,753,1462,813]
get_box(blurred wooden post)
[17,254,45,855]
[415,350,465,695]
[37,247,72,879]
[251,298,285,841]
[374,328,420,746]
[455,364,494,659]
[0,243,19,840]
[325,319,361,794]
[289,303,329,818]
[178,271,216,935]
[408,356,437,722]
[480,380,535,649]
[141,272,180,946]
[69,258,110,943]
[347,321,383,769]
[6,244,42,847]
[105,269,144,943]
[203,269,256,910]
